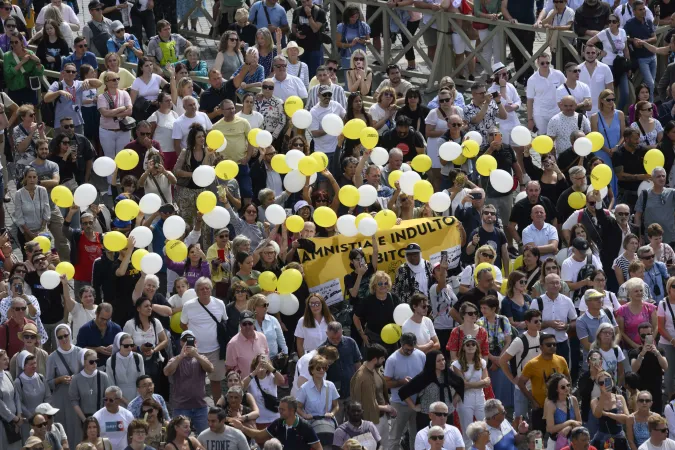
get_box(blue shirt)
[76,319,122,366]
[48,80,85,126]
[249,2,289,44]
[127,393,171,420]
[577,309,617,368]
[323,336,362,398]
[107,34,142,64]
[624,17,657,60]
[296,379,340,416]
[383,348,426,404]
[63,52,99,75]
[254,314,288,357]
[644,261,668,302]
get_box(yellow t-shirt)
[520,354,570,406]
[211,115,251,163]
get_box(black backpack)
[88,20,112,57]
[110,352,141,384]
[574,254,596,302]
[511,332,537,375]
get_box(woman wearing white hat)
[284,41,309,90]
[14,349,51,437]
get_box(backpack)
[39,81,63,129]
[512,332,537,375]
[88,20,112,57]
[574,254,596,302]
[110,352,141,384]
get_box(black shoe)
[3,193,9,203]
[468,74,475,81]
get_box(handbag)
[254,375,279,413]
[2,418,21,444]
[604,29,631,77]
[103,91,136,132]
[197,300,228,359]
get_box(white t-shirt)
[294,317,329,354]
[579,62,614,114]
[560,254,603,284]
[131,74,164,102]
[451,359,487,393]
[598,345,625,382]
[658,300,675,347]
[69,303,97,340]
[180,297,227,353]
[369,103,394,135]
[310,102,346,153]
[526,69,566,117]
[505,332,541,377]
[639,439,675,450]
[122,318,164,348]
[555,81,592,106]
[171,113,213,149]
[93,407,134,450]
[236,111,265,129]
[401,316,437,346]
[147,110,180,154]
[598,28,627,65]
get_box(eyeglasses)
[104,398,116,403]
[439,98,451,103]
[568,69,581,73]
[262,85,275,90]
[315,366,327,372]
[638,398,653,403]
[480,252,494,258]
[62,124,74,129]
[228,37,238,41]
[483,211,496,216]
[327,67,337,72]
[464,311,477,316]
[377,282,390,287]
[432,412,449,417]
[133,430,147,436]
[540,61,551,66]
[430,436,444,441]
[543,342,557,348]
[77,44,88,48]
[13,307,27,311]
[57,333,70,340]
[309,302,321,307]
[382,92,394,97]
[122,343,135,348]
[61,140,70,145]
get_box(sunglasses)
[61,140,70,145]
[656,428,669,433]
[543,342,557,348]
[142,409,155,414]
[480,252,494,258]
[531,319,542,324]
[568,69,581,73]
[34,422,48,428]
[540,61,551,66]
[274,64,287,68]
[228,37,238,41]
[315,366,327,372]
[13,307,27,311]
[234,289,247,294]
[321,93,333,98]
[261,303,270,307]
[450,123,462,128]
[57,333,70,340]
[559,384,570,389]
[122,343,135,348]
[107,78,120,82]
[464,311,477,316]
[483,211,496,216]
[377,282,390,287]
[327,67,337,72]
[88,359,97,365]
[23,334,36,340]
[77,44,88,48]
[439,98,451,103]
[430,436,444,441]
[641,254,655,260]
[638,398,652,403]
[518,280,528,285]
[104,398,116,403]
[354,57,364,61]
[62,124,74,129]
[383,92,394,97]
[262,85,275,90]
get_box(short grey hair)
[485,399,503,419]
[232,235,251,253]
[327,321,343,333]
[145,274,159,288]
[389,148,403,159]
[11,297,27,306]
[105,386,123,399]
[569,166,587,177]
[653,167,666,177]
[195,277,213,290]
[258,188,275,204]
[263,439,283,450]
[429,402,448,413]
[637,245,652,258]
[428,425,445,439]
[466,421,488,442]
[227,385,244,397]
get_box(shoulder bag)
[103,91,136,131]
[197,300,228,359]
[254,375,279,412]
[604,29,631,78]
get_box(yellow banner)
[298,217,463,305]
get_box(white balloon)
[279,294,300,315]
[515,191,527,203]
[490,169,514,194]
[510,126,533,146]
[370,147,389,166]
[163,216,186,240]
[140,253,163,275]
[40,270,61,289]
[574,137,593,156]
[285,150,305,170]
[439,142,462,161]
[283,169,306,193]
[266,204,286,225]
[181,288,197,302]
[192,165,216,187]
[267,293,281,314]
[638,180,654,198]
[401,163,411,172]
[357,217,378,236]
[309,172,317,185]
[139,193,162,214]
[429,192,451,213]
[129,226,153,248]
[357,185,378,207]
[393,303,413,326]
[73,184,97,208]
[203,206,231,229]
[256,130,273,148]
[321,113,344,136]
[465,131,483,146]
[336,214,358,237]
[399,171,421,195]
[586,185,609,199]
[93,157,116,177]
[216,140,228,153]
[292,110,312,129]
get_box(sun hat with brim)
[18,323,38,341]
[282,41,305,57]
[584,289,605,301]
[23,437,43,449]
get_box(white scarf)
[80,351,98,378]
[407,259,429,294]
[55,324,76,354]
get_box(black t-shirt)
[343,263,375,308]
[47,154,77,184]
[199,80,237,120]
[509,196,557,238]
[24,271,65,324]
[36,38,71,72]
[654,0,675,19]
[111,259,141,326]
[397,105,431,139]
[628,346,664,391]
[468,226,508,269]
[379,128,426,163]
[228,23,258,48]
[267,416,319,449]
[454,287,500,313]
[354,293,399,334]
[292,5,327,52]
[478,144,517,198]
[613,144,648,192]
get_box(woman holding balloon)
[338,92,373,161]
[353,271,399,352]
[590,89,623,198]
[164,244,211,289]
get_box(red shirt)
[74,233,102,282]
[0,318,36,358]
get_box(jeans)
[661,343,675,399]
[173,407,208,434]
[236,163,252,199]
[300,50,323,81]
[615,71,630,112]
[637,56,657,101]
[514,388,530,419]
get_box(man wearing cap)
[63,206,102,294]
[0,297,38,358]
[32,403,68,450]
[164,330,214,434]
[181,277,227,404]
[305,65,346,110]
[379,115,426,164]
[522,206,559,261]
[309,84,346,184]
[83,1,114,57]
[391,243,434,304]
[106,20,143,64]
[577,289,619,366]
[561,237,603,302]
[226,310,269,377]
[30,414,63,450]
[488,63,522,147]
[271,55,308,102]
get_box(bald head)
[560,95,577,115]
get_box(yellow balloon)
[298,156,318,176]
[375,210,397,230]
[259,271,278,291]
[284,96,303,117]
[476,155,498,176]
[568,191,586,210]
[131,249,148,271]
[359,127,379,150]
[197,191,217,214]
[413,180,434,203]
[271,154,291,174]
[115,199,140,221]
[381,323,403,344]
[277,268,303,294]
[312,152,329,170]
[644,149,665,174]
[206,130,225,150]
[590,164,612,189]
[462,140,479,158]
[587,131,605,152]
[248,128,261,147]
[32,236,50,254]
[453,154,467,165]
[313,206,337,228]
[355,212,371,227]
[55,262,75,280]
[343,119,367,140]
[104,231,127,252]
[170,312,182,334]
[51,185,73,208]
[215,160,239,180]
[166,240,188,262]
[532,135,554,154]
[339,185,360,208]
[286,215,305,233]
[115,149,139,171]
[388,170,403,188]
[411,154,432,173]
[474,262,497,283]
[513,255,524,270]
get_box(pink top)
[225,331,269,377]
[97,89,132,130]
[616,302,656,344]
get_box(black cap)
[405,243,421,254]
[159,203,176,215]
[240,310,255,324]
[88,0,103,9]
[572,237,589,251]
